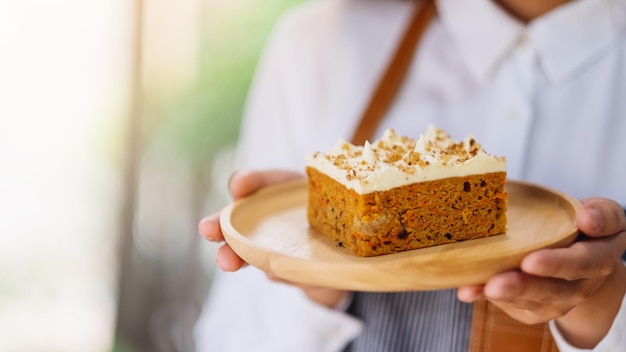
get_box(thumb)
[228,169,303,199]
[576,197,626,239]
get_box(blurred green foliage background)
[115,1,306,351]
[147,0,305,169]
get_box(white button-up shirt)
[195,0,626,351]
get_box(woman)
[195,0,626,350]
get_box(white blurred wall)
[0,0,133,350]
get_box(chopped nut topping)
[308,126,502,182]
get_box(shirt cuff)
[549,280,626,352]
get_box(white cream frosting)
[305,125,506,194]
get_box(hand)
[198,169,303,271]
[457,197,626,348]
[198,169,349,309]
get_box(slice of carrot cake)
[305,125,507,257]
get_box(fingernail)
[587,208,602,230]
[227,170,240,198]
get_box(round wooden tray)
[220,180,581,291]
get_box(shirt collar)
[436,0,626,84]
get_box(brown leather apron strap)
[469,299,558,352]
[350,0,435,146]
[349,1,558,351]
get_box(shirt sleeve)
[233,5,313,171]
[549,267,626,352]
[194,6,364,351]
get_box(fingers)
[200,215,246,272]
[216,244,247,272]
[198,202,243,272]
[460,273,585,322]
[519,198,626,280]
[198,213,223,242]
[457,284,485,302]
[198,208,246,271]
[199,169,304,273]
[484,272,584,305]
[228,169,304,199]
[521,241,614,280]
[200,169,302,242]
[481,271,591,324]
[460,198,626,326]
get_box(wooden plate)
[220,180,581,291]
